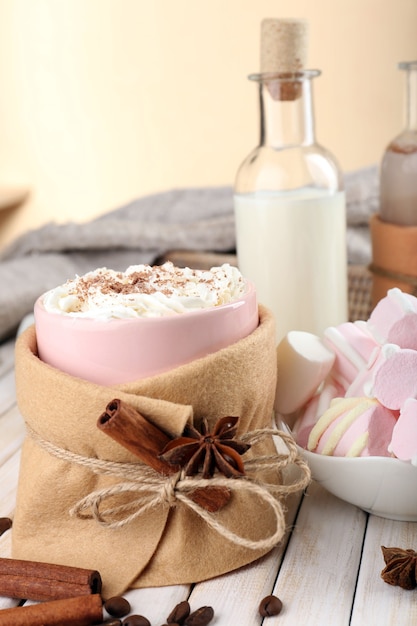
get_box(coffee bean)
[97,620,122,626]
[122,616,151,626]
[0,518,12,536]
[104,596,131,618]
[184,606,214,626]
[167,600,190,623]
[259,594,283,617]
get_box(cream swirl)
[42,262,246,319]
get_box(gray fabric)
[1,167,379,340]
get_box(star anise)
[159,416,251,478]
[381,545,417,590]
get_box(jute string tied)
[368,262,417,295]
[27,425,310,552]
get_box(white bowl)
[280,422,417,521]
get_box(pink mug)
[34,282,258,385]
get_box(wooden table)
[1,336,417,625]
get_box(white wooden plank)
[121,491,301,626]
[115,585,191,624]
[351,514,417,625]
[0,341,15,377]
[0,370,16,415]
[0,449,21,518]
[0,529,19,608]
[0,596,20,610]
[0,528,11,558]
[0,351,22,609]
[0,406,25,465]
[188,547,280,625]
[185,489,303,625]
[267,481,367,625]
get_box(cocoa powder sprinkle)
[44,261,245,317]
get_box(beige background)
[0,0,416,249]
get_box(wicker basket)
[347,265,372,322]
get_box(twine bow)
[27,425,310,552]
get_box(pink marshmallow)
[293,381,342,448]
[372,346,417,410]
[344,343,386,399]
[323,321,379,389]
[307,397,397,458]
[367,287,417,349]
[389,397,417,463]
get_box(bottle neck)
[252,71,318,148]
[403,63,417,131]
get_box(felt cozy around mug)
[13,305,310,597]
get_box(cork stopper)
[260,18,309,101]
[261,18,309,74]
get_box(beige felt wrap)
[13,306,309,598]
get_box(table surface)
[1,336,417,625]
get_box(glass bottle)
[380,61,417,225]
[234,70,348,343]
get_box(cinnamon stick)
[0,558,101,601]
[97,399,231,512]
[189,485,231,512]
[0,593,103,625]
[97,399,174,475]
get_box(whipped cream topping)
[42,262,246,319]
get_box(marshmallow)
[323,321,379,389]
[278,288,417,465]
[307,397,397,457]
[275,331,335,415]
[372,346,417,410]
[345,343,396,399]
[367,287,417,349]
[389,398,417,464]
[293,380,342,448]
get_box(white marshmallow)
[275,330,335,415]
